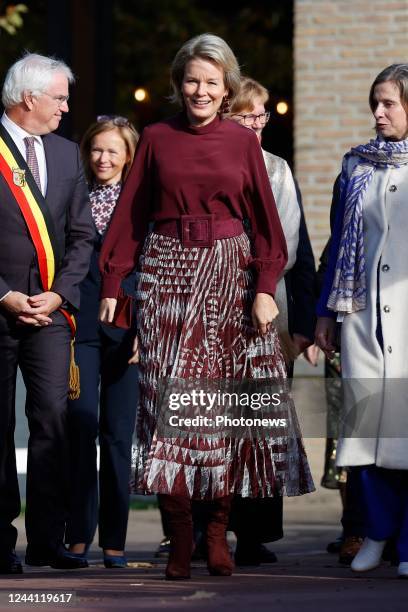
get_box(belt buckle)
[181,214,214,248]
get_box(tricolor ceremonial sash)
[0,124,80,398]
[0,123,62,293]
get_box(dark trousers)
[0,313,71,554]
[65,330,137,550]
[361,466,408,561]
[158,495,171,539]
[160,495,284,545]
[341,466,365,537]
[229,495,284,543]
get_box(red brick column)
[294,0,408,258]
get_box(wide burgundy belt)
[154,214,243,248]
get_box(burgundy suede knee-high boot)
[206,495,234,576]
[158,494,193,580]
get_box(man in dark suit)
[0,53,94,573]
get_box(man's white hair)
[2,52,75,109]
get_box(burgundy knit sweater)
[99,112,287,297]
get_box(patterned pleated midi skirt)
[132,231,314,499]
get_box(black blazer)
[316,174,341,295]
[75,231,137,343]
[285,183,317,342]
[0,131,94,316]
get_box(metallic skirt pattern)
[132,231,314,499]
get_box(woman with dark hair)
[99,33,314,580]
[66,116,139,568]
[316,63,408,578]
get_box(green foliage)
[114,0,293,126]
[0,0,46,81]
[19,499,158,515]
[0,1,293,157]
[129,498,158,511]
[0,3,28,35]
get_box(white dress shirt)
[0,113,48,301]
[1,112,48,196]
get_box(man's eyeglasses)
[97,115,130,127]
[232,112,270,127]
[42,92,69,106]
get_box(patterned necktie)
[24,136,42,192]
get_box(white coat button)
[381,264,390,272]
[383,305,391,313]
[389,185,397,192]
[387,346,392,353]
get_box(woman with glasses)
[65,116,139,568]
[228,77,316,565]
[99,34,314,580]
[230,78,302,359]
[229,79,316,368]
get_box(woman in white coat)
[316,63,408,578]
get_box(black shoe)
[154,538,171,559]
[0,550,23,575]
[51,549,89,570]
[382,540,399,566]
[25,545,88,569]
[258,544,278,564]
[234,541,261,566]
[235,541,277,566]
[327,535,344,554]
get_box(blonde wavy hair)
[170,33,241,107]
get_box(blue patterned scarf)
[327,137,408,314]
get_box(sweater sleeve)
[244,134,288,296]
[99,128,153,298]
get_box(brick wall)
[294,0,408,258]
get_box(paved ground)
[4,366,407,610]
[2,550,407,612]
[2,436,407,611]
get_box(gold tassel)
[68,338,80,400]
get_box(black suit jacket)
[0,131,94,318]
[316,174,341,295]
[285,183,317,342]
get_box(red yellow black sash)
[0,124,79,396]
[0,123,62,294]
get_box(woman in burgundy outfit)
[99,34,314,580]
